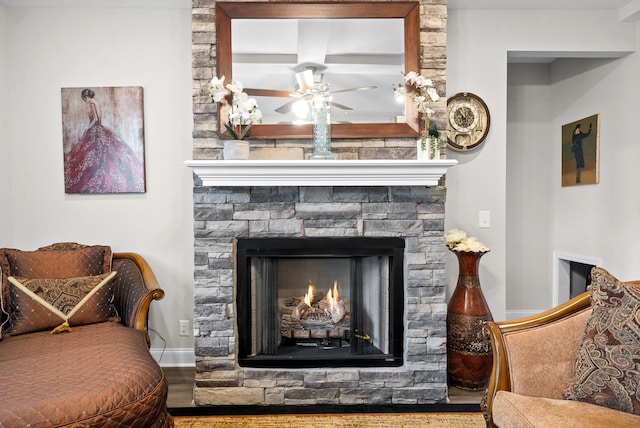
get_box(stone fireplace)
[190,0,449,407]
[188,161,454,406]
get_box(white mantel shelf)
[184,159,457,187]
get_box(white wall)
[447,9,636,321]
[550,49,640,280]
[4,6,194,365]
[506,63,554,315]
[0,4,12,245]
[506,50,640,317]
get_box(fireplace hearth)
[236,237,404,368]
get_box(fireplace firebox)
[236,237,405,368]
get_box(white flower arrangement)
[209,75,262,140]
[445,229,489,252]
[401,71,442,155]
[404,71,440,117]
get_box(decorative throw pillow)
[563,267,640,415]
[6,271,118,336]
[0,243,112,338]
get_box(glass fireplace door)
[236,237,404,368]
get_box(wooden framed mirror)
[216,1,420,140]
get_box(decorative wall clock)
[446,92,490,151]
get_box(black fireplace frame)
[236,237,405,368]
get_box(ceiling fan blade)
[245,88,294,98]
[259,80,372,114]
[330,102,353,111]
[295,70,315,92]
[330,85,377,95]
[275,99,298,114]
[276,99,354,114]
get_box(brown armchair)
[0,244,172,428]
[483,288,640,428]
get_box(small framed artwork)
[61,86,146,194]
[561,113,600,187]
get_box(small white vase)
[223,140,250,160]
[417,137,441,160]
[417,138,429,160]
[430,138,441,160]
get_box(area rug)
[173,412,485,427]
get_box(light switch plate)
[479,211,490,228]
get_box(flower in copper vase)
[209,75,263,140]
[445,229,489,252]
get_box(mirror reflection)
[232,18,406,125]
[216,2,420,139]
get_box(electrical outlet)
[179,320,189,336]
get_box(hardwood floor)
[447,386,485,405]
[164,367,195,408]
[162,367,483,409]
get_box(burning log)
[322,280,346,323]
[280,279,349,339]
[291,281,330,321]
[298,280,346,324]
[319,298,346,324]
[303,281,324,306]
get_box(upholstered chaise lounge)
[483,267,640,427]
[0,243,172,427]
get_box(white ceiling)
[449,0,640,21]
[0,0,190,7]
[448,0,631,10]
[1,0,636,22]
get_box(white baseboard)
[150,347,195,367]
[505,310,544,320]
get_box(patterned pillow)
[6,271,118,336]
[0,244,112,337]
[563,267,640,415]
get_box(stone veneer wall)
[191,0,449,407]
[193,185,448,405]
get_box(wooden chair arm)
[112,252,165,345]
[482,291,591,427]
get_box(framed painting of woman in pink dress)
[61,86,146,194]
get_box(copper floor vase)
[447,250,493,390]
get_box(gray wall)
[1,4,195,365]
[507,54,640,316]
[506,63,554,316]
[447,9,638,319]
[0,4,11,245]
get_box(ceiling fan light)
[292,99,310,119]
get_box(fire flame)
[294,279,345,324]
[304,283,315,307]
[327,280,339,309]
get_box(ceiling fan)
[245,67,377,115]
[241,20,376,115]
